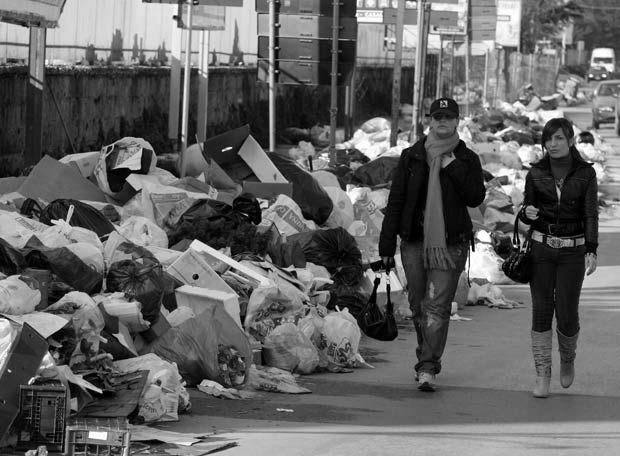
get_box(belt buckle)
[547,236,563,248]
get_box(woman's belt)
[531,230,585,249]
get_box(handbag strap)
[512,213,521,249]
[385,273,393,314]
[513,210,532,252]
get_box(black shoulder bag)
[358,273,398,341]
[501,213,532,284]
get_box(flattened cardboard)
[242,181,293,199]
[0,176,26,195]
[18,155,107,203]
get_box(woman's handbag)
[357,273,398,341]
[501,214,532,284]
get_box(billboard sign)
[495,0,521,47]
[0,0,67,28]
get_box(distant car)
[592,80,620,129]
[586,66,609,83]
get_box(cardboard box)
[175,285,242,328]
[59,151,100,178]
[203,125,288,184]
[166,248,235,295]
[189,240,274,288]
[0,321,49,442]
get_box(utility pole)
[412,2,431,142]
[328,0,341,165]
[390,0,406,147]
[179,1,194,178]
[464,0,471,117]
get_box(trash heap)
[0,128,399,454]
[0,95,611,452]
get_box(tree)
[520,0,583,53]
[572,0,620,54]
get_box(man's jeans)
[529,240,586,336]
[400,240,468,375]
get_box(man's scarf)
[423,129,460,269]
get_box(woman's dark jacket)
[519,148,598,254]
[378,137,486,258]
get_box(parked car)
[586,66,609,83]
[592,80,620,129]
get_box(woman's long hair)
[541,117,585,162]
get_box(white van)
[590,48,616,73]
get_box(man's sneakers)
[417,372,436,392]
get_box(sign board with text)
[495,0,521,47]
[0,0,67,27]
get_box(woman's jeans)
[400,240,469,375]
[529,240,586,337]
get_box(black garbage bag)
[351,156,400,187]
[267,152,333,225]
[22,237,103,294]
[106,250,174,325]
[232,193,262,225]
[39,199,115,238]
[0,238,26,275]
[291,227,363,287]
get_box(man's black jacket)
[378,138,486,258]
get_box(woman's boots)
[531,330,552,398]
[557,330,578,388]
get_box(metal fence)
[442,49,561,111]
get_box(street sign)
[257,60,354,86]
[471,6,497,16]
[471,29,495,40]
[178,4,226,30]
[0,0,67,28]
[257,36,357,63]
[470,16,497,31]
[143,0,243,5]
[257,14,358,40]
[382,8,457,27]
[470,0,496,6]
[256,0,356,16]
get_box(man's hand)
[381,256,395,271]
[585,253,597,276]
[524,205,539,220]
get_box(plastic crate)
[64,418,130,456]
[16,384,67,452]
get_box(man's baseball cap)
[428,97,459,118]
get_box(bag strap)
[385,273,394,314]
[512,213,521,249]
[513,209,532,252]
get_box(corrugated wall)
[0,0,258,64]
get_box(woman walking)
[519,117,598,398]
